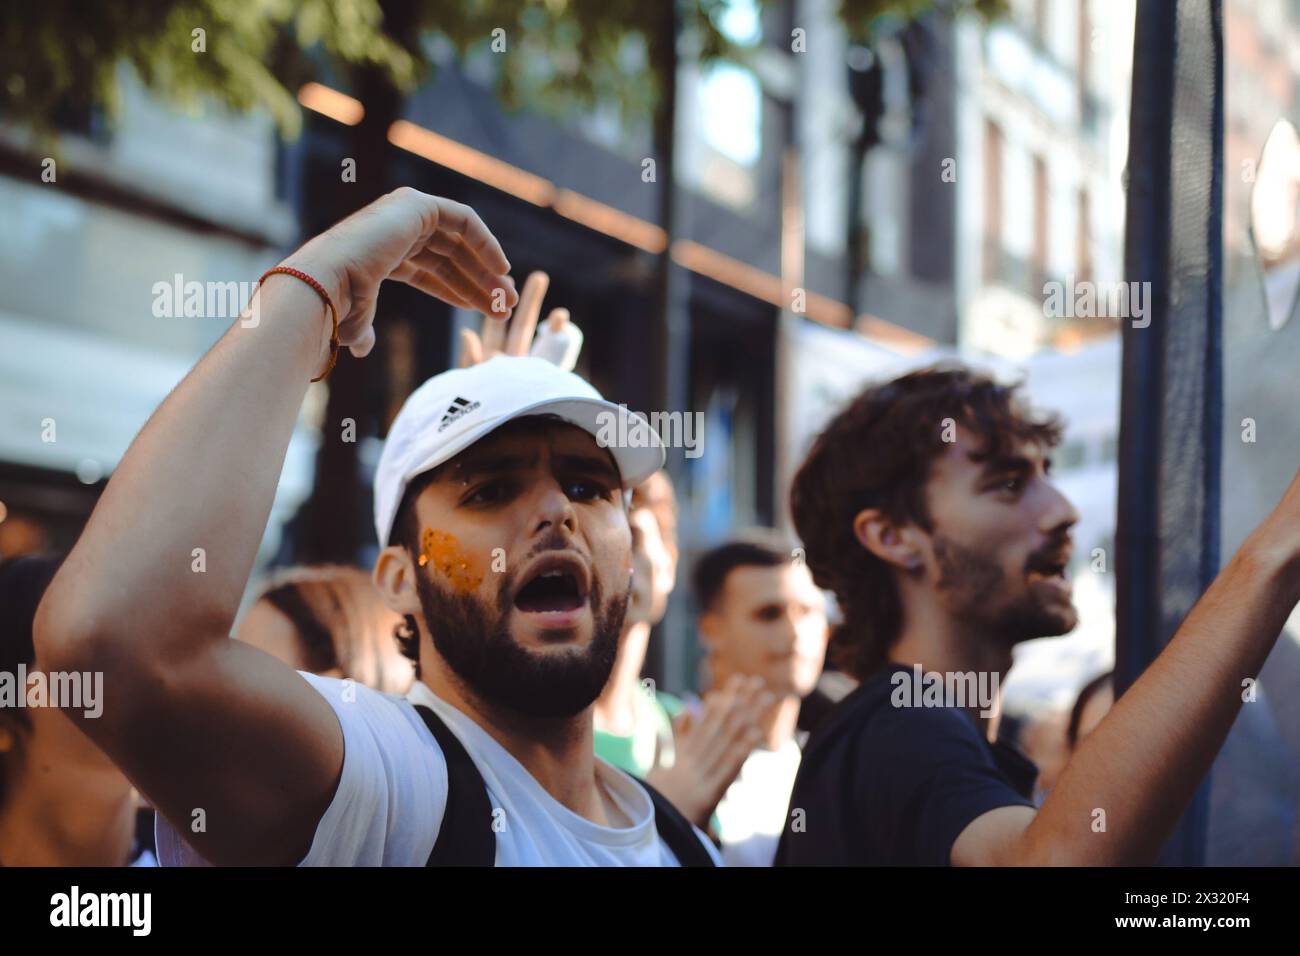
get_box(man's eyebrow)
[445,448,621,484]
[555,452,621,480]
[977,453,1037,477]
[446,452,534,482]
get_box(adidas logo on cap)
[437,396,481,432]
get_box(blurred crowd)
[3,189,1293,868]
[0,292,1123,868]
[0,475,1120,867]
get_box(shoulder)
[624,768,723,867]
[798,669,998,803]
[298,671,410,719]
[157,676,449,867]
[297,672,445,758]
[296,674,449,866]
[787,669,1031,865]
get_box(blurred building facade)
[5,0,1300,864]
[0,70,318,566]
[0,0,1137,692]
[956,0,1133,359]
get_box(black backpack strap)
[636,777,717,867]
[413,704,496,867]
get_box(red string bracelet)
[258,266,341,382]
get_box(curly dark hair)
[789,364,1063,681]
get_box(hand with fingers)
[459,270,584,371]
[281,185,519,363]
[645,674,775,827]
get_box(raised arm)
[953,466,1300,866]
[33,188,517,866]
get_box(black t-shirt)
[776,663,1037,866]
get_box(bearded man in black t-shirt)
[778,365,1300,866]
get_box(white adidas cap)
[373,355,665,546]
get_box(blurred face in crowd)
[1,555,129,846]
[1,704,123,810]
[914,426,1080,646]
[626,500,676,629]
[235,596,413,694]
[379,419,632,718]
[701,561,829,699]
[237,600,317,671]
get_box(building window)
[984,120,1004,283]
[698,64,762,167]
[1036,0,1050,49]
[1078,0,1091,90]
[1033,154,1049,294]
[1078,187,1093,282]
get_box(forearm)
[1018,542,1300,865]
[37,275,332,667]
[28,189,514,863]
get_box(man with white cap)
[34,188,719,866]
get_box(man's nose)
[1040,480,1081,536]
[774,613,800,651]
[533,479,578,536]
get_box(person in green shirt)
[592,472,771,827]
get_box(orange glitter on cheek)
[417,529,485,594]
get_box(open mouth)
[513,554,590,615]
[1027,554,1071,591]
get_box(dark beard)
[413,551,627,719]
[932,532,1075,643]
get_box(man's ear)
[373,545,422,617]
[853,508,924,573]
